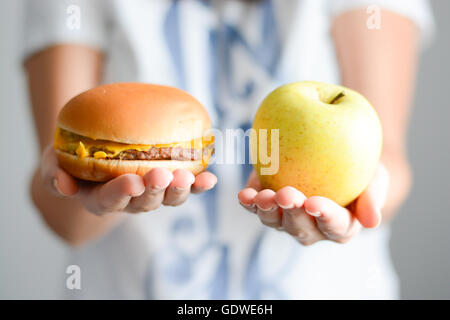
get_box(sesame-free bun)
[57,83,211,145]
[56,149,207,182]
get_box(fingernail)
[239,202,257,214]
[52,178,63,195]
[256,204,277,212]
[305,209,321,217]
[374,209,383,227]
[239,201,255,209]
[150,185,166,191]
[278,203,294,210]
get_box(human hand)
[40,145,217,215]
[238,164,389,245]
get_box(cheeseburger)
[54,83,214,182]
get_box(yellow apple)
[251,81,383,207]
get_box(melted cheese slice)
[54,128,214,159]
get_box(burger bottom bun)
[55,149,207,182]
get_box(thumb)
[41,146,78,196]
[54,168,79,197]
[355,164,390,228]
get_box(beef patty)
[89,144,214,161]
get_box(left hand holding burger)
[44,145,217,215]
[238,164,389,245]
[49,83,217,215]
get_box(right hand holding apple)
[242,81,387,244]
[238,165,389,246]
[40,145,217,215]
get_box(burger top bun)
[57,83,211,144]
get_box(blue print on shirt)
[221,0,281,100]
[243,230,301,299]
[163,0,186,90]
[146,0,288,299]
[151,3,227,293]
[144,180,228,299]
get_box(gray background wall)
[0,1,449,299]
[0,0,66,299]
[390,0,450,300]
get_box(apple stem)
[330,91,345,104]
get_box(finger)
[53,169,79,196]
[355,164,389,228]
[82,174,145,214]
[41,146,78,196]
[279,191,325,245]
[162,169,195,206]
[125,168,173,213]
[282,207,326,245]
[191,171,217,194]
[304,196,360,242]
[274,186,307,209]
[254,189,281,228]
[238,188,258,213]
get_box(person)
[23,0,434,299]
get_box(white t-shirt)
[23,0,434,299]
